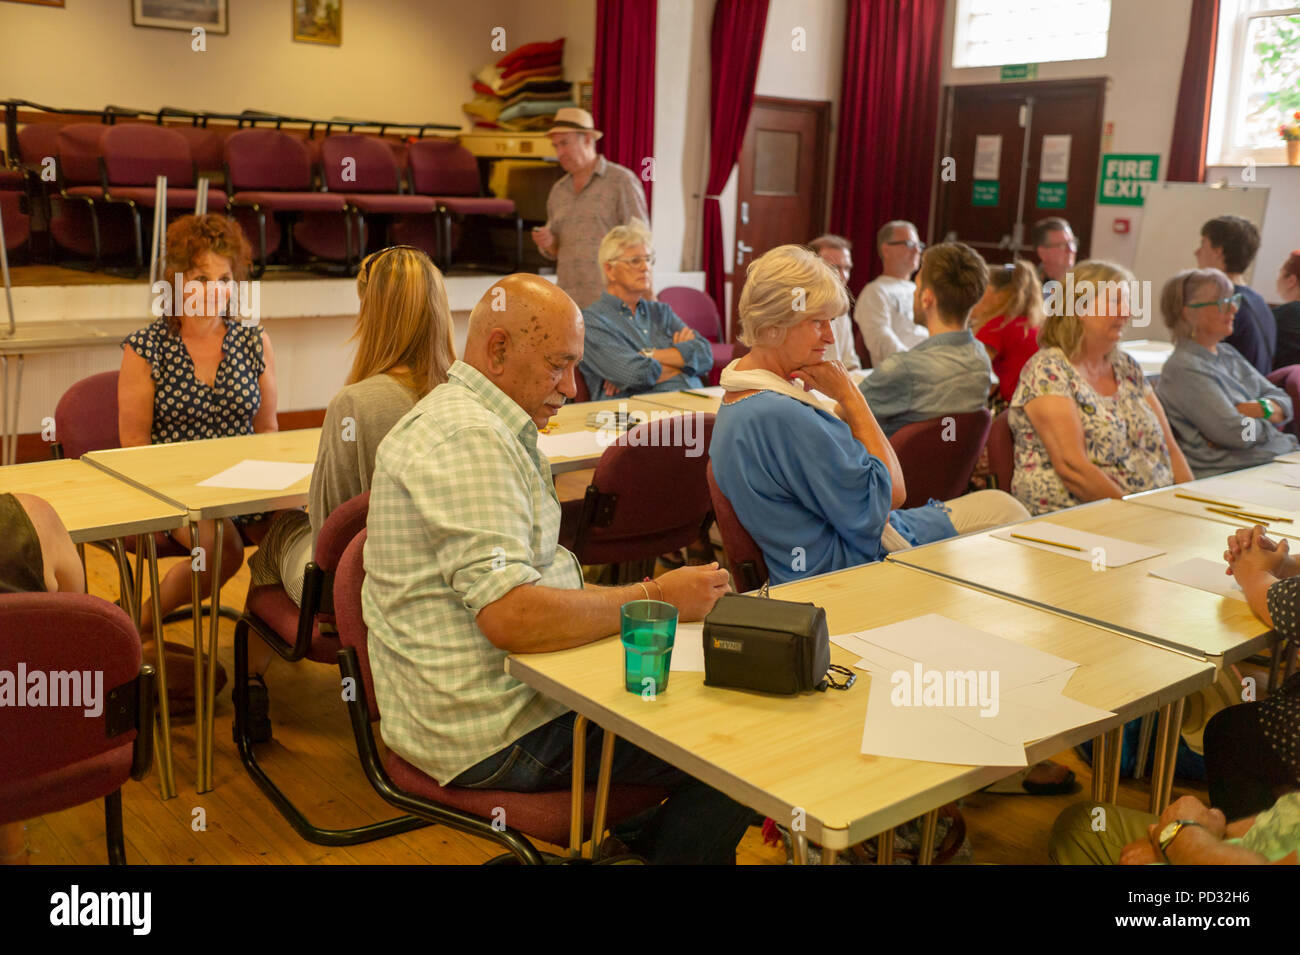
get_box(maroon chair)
[985,409,1015,492]
[559,413,716,579]
[168,125,224,177]
[706,460,769,593]
[1268,365,1300,438]
[96,124,229,273]
[656,286,735,387]
[224,129,347,274]
[405,138,521,273]
[0,189,28,254]
[572,370,591,403]
[0,593,154,864]
[320,134,436,269]
[233,491,430,846]
[888,409,993,508]
[334,529,670,863]
[53,123,134,267]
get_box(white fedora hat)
[547,107,603,140]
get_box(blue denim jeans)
[450,711,755,864]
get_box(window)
[1209,1,1300,165]
[951,0,1112,69]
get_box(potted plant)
[1281,112,1300,165]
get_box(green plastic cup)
[620,599,678,695]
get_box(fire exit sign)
[1000,64,1038,81]
[1098,154,1160,205]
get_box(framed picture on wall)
[292,0,341,46]
[132,0,228,34]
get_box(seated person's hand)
[1153,795,1227,844]
[790,360,854,405]
[531,225,556,255]
[672,327,696,344]
[1119,837,1161,865]
[656,562,729,621]
[603,380,619,397]
[1225,524,1275,572]
[1228,525,1288,579]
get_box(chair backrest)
[54,370,120,459]
[1267,365,1300,438]
[406,138,482,197]
[0,592,143,823]
[574,414,716,560]
[168,126,224,174]
[224,128,314,191]
[320,134,400,193]
[656,287,723,343]
[101,124,194,188]
[335,529,382,722]
[986,409,1014,491]
[17,121,64,168]
[705,460,769,592]
[55,123,109,186]
[314,490,370,573]
[889,409,993,508]
[572,370,590,403]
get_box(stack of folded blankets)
[463,37,577,132]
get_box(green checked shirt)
[362,360,578,785]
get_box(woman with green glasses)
[1156,268,1298,477]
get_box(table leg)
[1132,712,1156,781]
[918,809,939,865]
[200,518,223,793]
[589,729,616,862]
[569,714,587,856]
[1090,732,1107,801]
[791,833,808,865]
[877,829,894,865]
[1160,698,1184,811]
[1148,700,1178,814]
[132,534,145,625]
[110,538,138,628]
[147,534,177,800]
[0,353,24,466]
[1104,726,1123,804]
[188,520,207,793]
[820,847,838,865]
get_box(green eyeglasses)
[1187,293,1243,311]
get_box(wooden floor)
[17,528,1210,866]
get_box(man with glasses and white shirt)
[854,220,927,367]
[579,219,713,400]
[1033,217,1078,292]
[810,234,862,371]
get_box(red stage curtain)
[593,0,658,211]
[1167,0,1220,183]
[703,0,769,323]
[830,0,946,296]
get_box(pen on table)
[1175,492,1245,509]
[679,390,711,398]
[1010,532,1084,551]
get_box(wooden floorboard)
[16,540,1214,866]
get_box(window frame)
[1210,2,1300,166]
[951,0,1112,70]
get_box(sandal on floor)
[984,760,1077,796]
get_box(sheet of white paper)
[1148,557,1247,602]
[1191,478,1300,514]
[691,386,726,398]
[196,459,314,491]
[973,134,1002,180]
[537,430,608,460]
[1040,134,1071,182]
[860,674,1028,767]
[946,681,1114,746]
[991,521,1163,567]
[669,623,705,672]
[1275,450,1300,464]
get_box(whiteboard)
[1130,182,1270,342]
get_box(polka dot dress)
[1262,578,1300,777]
[123,317,264,445]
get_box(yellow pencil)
[1010,532,1084,551]
[1176,492,1244,509]
[1205,505,1290,524]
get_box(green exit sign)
[973,181,1000,206]
[1000,64,1038,81]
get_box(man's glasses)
[615,254,656,268]
[1187,293,1244,311]
[884,240,925,251]
[1044,239,1079,251]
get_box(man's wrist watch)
[1157,819,1202,860]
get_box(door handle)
[737,240,754,265]
[740,201,750,225]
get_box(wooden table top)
[543,397,682,474]
[84,429,321,521]
[889,498,1271,662]
[636,390,724,414]
[506,560,1212,849]
[0,319,146,354]
[0,458,185,543]
[1127,462,1300,541]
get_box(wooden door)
[729,97,830,340]
[933,79,1105,265]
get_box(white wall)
[1205,165,1300,302]
[941,0,1194,266]
[0,0,588,130]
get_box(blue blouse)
[710,390,957,586]
[123,317,265,445]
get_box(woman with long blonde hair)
[243,245,455,740]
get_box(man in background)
[810,234,862,371]
[1033,216,1077,291]
[854,220,927,367]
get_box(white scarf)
[718,359,842,418]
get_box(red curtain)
[592,0,658,211]
[830,0,946,296]
[1167,0,1220,183]
[703,0,769,320]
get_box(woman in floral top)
[1009,261,1192,515]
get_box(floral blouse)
[1008,346,1173,515]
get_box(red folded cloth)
[498,66,565,96]
[496,37,564,70]
[472,80,499,98]
[500,52,563,80]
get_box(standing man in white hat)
[532,107,650,308]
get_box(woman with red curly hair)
[118,214,278,710]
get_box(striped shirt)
[579,292,714,399]
[362,360,577,785]
[544,156,649,308]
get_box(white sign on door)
[1041,135,1072,182]
[973,135,1002,180]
